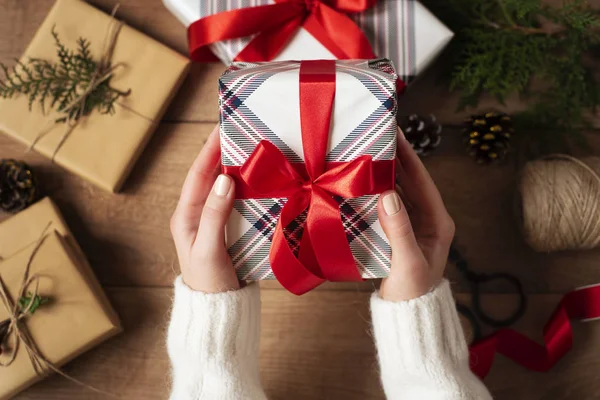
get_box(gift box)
[221,59,397,294]
[164,0,453,83]
[0,198,121,399]
[0,0,190,192]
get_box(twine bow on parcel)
[0,223,56,374]
[0,223,117,398]
[28,4,141,160]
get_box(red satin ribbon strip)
[188,0,377,62]
[224,160,394,199]
[470,283,600,378]
[234,60,393,295]
[299,60,335,178]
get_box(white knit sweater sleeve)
[167,277,491,400]
[167,277,267,400]
[370,279,492,400]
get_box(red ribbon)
[188,0,377,63]
[224,60,394,295]
[470,283,600,378]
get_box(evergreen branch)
[0,26,129,123]
[428,0,600,157]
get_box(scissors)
[449,242,527,343]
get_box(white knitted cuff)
[167,278,265,399]
[167,277,261,364]
[371,280,470,375]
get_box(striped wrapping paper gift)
[163,0,453,83]
[220,59,397,281]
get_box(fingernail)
[213,174,231,196]
[383,192,401,215]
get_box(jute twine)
[519,154,600,252]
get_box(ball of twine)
[518,155,600,252]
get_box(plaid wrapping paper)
[163,0,453,83]
[220,59,397,281]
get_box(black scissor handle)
[469,272,527,328]
[449,243,527,330]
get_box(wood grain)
[13,288,600,400]
[2,0,600,398]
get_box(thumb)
[378,191,429,291]
[189,174,239,293]
[196,174,235,249]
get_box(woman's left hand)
[377,129,455,302]
[170,124,240,293]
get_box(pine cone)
[464,112,513,164]
[399,114,442,156]
[0,159,37,213]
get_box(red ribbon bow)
[224,60,394,295]
[188,0,377,63]
[469,283,600,378]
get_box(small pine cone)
[399,114,442,156]
[0,159,37,213]
[464,112,513,164]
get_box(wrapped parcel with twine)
[0,0,190,192]
[0,198,121,399]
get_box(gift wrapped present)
[221,59,397,294]
[163,0,453,83]
[0,0,190,192]
[0,198,121,399]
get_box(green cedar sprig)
[18,292,49,315]
[0,26,129,124]
[0,293,49,348]
[427,0,600,156]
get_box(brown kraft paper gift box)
[0,198,121,399]
[0,0,191,192]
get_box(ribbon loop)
[240,141,305,195]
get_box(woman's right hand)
[377,128,455,302]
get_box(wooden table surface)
[2,1,600,399]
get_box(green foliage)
[18,292,49,315]
[426,0,600,156]
[450,29,552,108]
[0,27,128,123]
